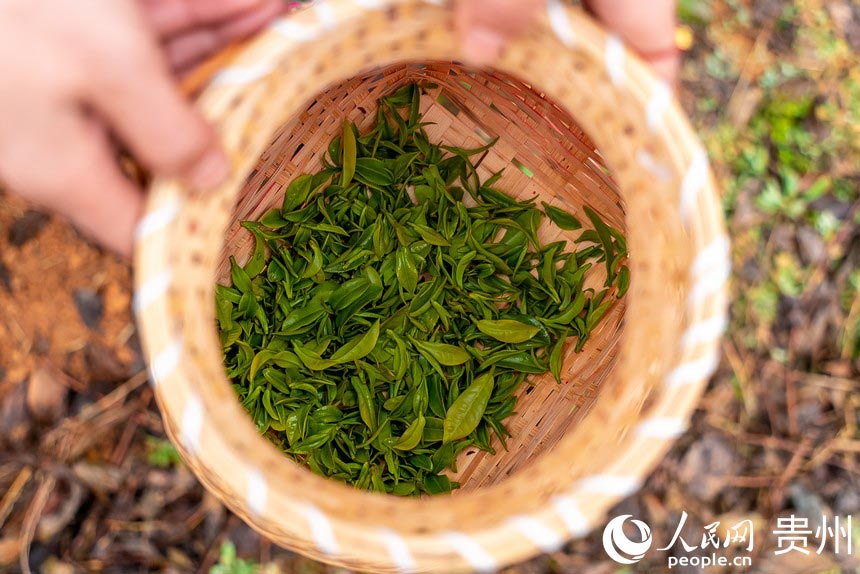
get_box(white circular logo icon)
[602,515,653,564]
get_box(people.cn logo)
[602,515,653,564]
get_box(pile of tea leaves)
[216,83,628,495]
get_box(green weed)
[145,436,181,469]
[209,542,260,574]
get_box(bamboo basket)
[133,1,729,572]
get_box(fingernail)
[186,148,230,191]
[463,26,505,65]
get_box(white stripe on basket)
[353,0,385,7]
[551,495,589,537]
[576,474,640,497]
[682,314,728,347]
[605,35,625,87]
[635,417,688,439]
[547,0,576,47]
[179,394,204,454]
[646,81,672,132]
[135,198,182,241]
[149,336,183,386]
[508,515,564,552]
[665,350,720,388]
[379,528,416,573]
[133,270,172,314]
[692,235,731,277]
[680,148,709,222]
[314,0,338,30]
[688,258,731,305]
[271,17,320,42]
[211,65,274,86]
[444,532,497,573]
[636,149,672,181]
[300,503,339,555]
[247,468,268,517]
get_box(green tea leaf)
[330,321,381,363]
[475,319,540,344]
[355,157,394,187]
[410,223,450,246]
[282,174,315,213]
[351,378,377,431]
[242,232,267,277]
[423,473,455,494]
[293,344,336,371]
[248,351,273,382]
[230,257,253,294]
[411,339,471,366]
[395,247,419,293]
[584,205,616,282]
[341,121,356,187]
[260,208,289,229]
[443,372,494,442]
[542,202,582,230]
[454,250,476,288]
[392,414,425,451]
[617,265,630,298]
[549,332,567,384]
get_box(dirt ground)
[1,0,859,573]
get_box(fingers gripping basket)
[134,1,729,572]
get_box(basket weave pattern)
[134,1,729,572]
[218,61,627,490]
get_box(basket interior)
[217,61,626,491]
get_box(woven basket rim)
[134,2,729,572]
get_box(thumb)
[585,0,679,85]
[455,0,544,65]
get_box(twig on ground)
[18,473,55,574]
[785,367,799,437]
[771,439,812,509]
[0,466,33,531]
[722,337,756,414]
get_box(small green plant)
[677,0,712,26]
[840,270,860,360]
[773,252,805,298]
[209,542,259,574]
[747,283,779,328]
[145,436,181,469]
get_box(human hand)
[456,0,679,85]
[144,0,287,73]
[0,0,284,258]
